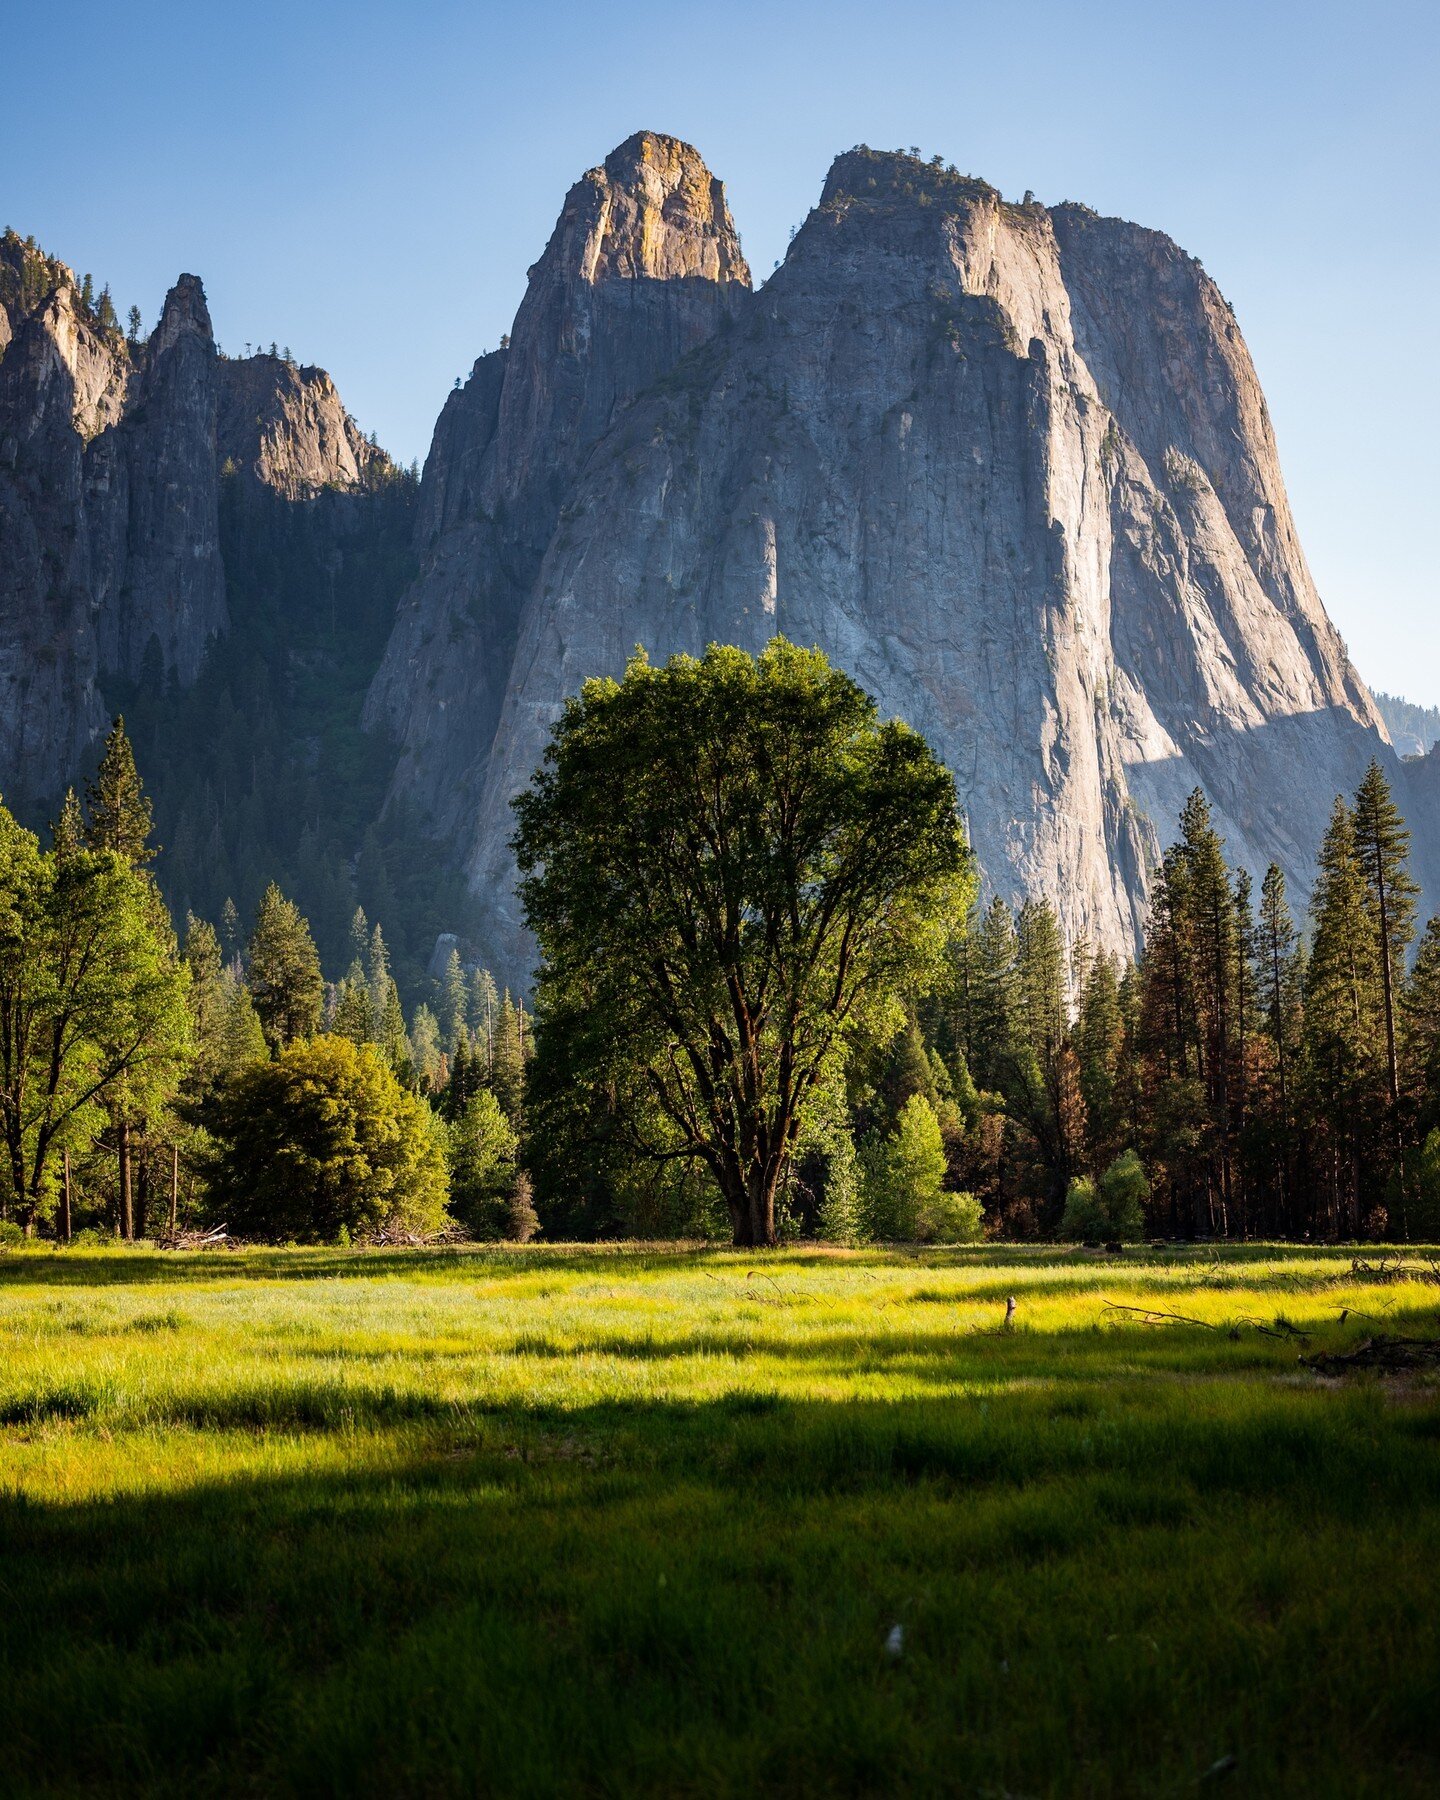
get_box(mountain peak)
[552,130,750,288]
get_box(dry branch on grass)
[1346,1256,1440,1286]
[154,1225,230,1251]
[1300,1335,1440,1376]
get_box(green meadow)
[2,1243,1438,1797]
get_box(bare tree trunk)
[118,1118,133,1241]
[169,1144,179,1236]
[60,1148,72,1244]
[135,1142,149,1241]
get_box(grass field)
[2,1242,1439,1797]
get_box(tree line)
[0,719,533,1246]
[6,648,1440,1250]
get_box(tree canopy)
[201,1034,448,1242]
[513,639,973,1245]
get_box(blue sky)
[5,0,1436,702]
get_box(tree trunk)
[135,1145,149,1241]
[169,1145,179,1236]
[118,1118,133,1241]
[60,1148,72,1244]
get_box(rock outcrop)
[364,130,751,839]
[217,353,384,498]
[0,228,387,811]
[370,143,1405,987]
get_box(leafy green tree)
[202,1035,448,1242]
[247,884,323,1053]
[514,640,971,1247]
[85,717,156,865]
[0,802,190,1232]
[1097,1149,1148,1240]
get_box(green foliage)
[447,1089,518,1238]
[515,639,972,1247]
[201,1035,448,1242]
[1060,1154,1148,1242]
[864,1094,951,1241]
[247,883,323,1053]
[0,801,190,1229]
[1098,1150,1149,1241]
[84,717,155,865]
[1413,1128,1440,1241]
[925,1188,985,1243]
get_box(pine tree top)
[85,716,156,865]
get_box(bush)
[923,1189,984,1243]
[203,1034,449,1243]
[1060,1152,1149,1242]
[1098,1150,1148,1241]
[1059,1176,1108,1242]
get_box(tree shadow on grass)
[3,1378,1439,1798]
[1,1239,1417,1293]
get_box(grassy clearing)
[1,1243,1438,1797]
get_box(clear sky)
[5,0,1436,703]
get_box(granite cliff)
[1,139,1430,995]
[0,229,392,813]
[369,138,1411,986]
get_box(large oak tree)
[513,640,972,1247]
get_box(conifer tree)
[470,967,498,1074]
[51,789,86,861]
[1077,949,1125,1170]
[1403,919,1440,1141]
[1304,798,1383,1232]
[970,897,1020,1091]
[85,717,156,865]
[247,884,323,1053]
[490,993,526,1123]
[1353,760,1419,1226]
[220,897,241,970]
[441,947,469,1053]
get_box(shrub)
[1059,1176,1108,1242]
[1060,1153,1150,1242]
[1098,1151,1149,1241]
[203,1035,449,1243]
[923,1189,984,1243]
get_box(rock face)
[370,142,1405,986]
[217,353,384,498]
[0,229,387,811]
[364,130,751,839]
